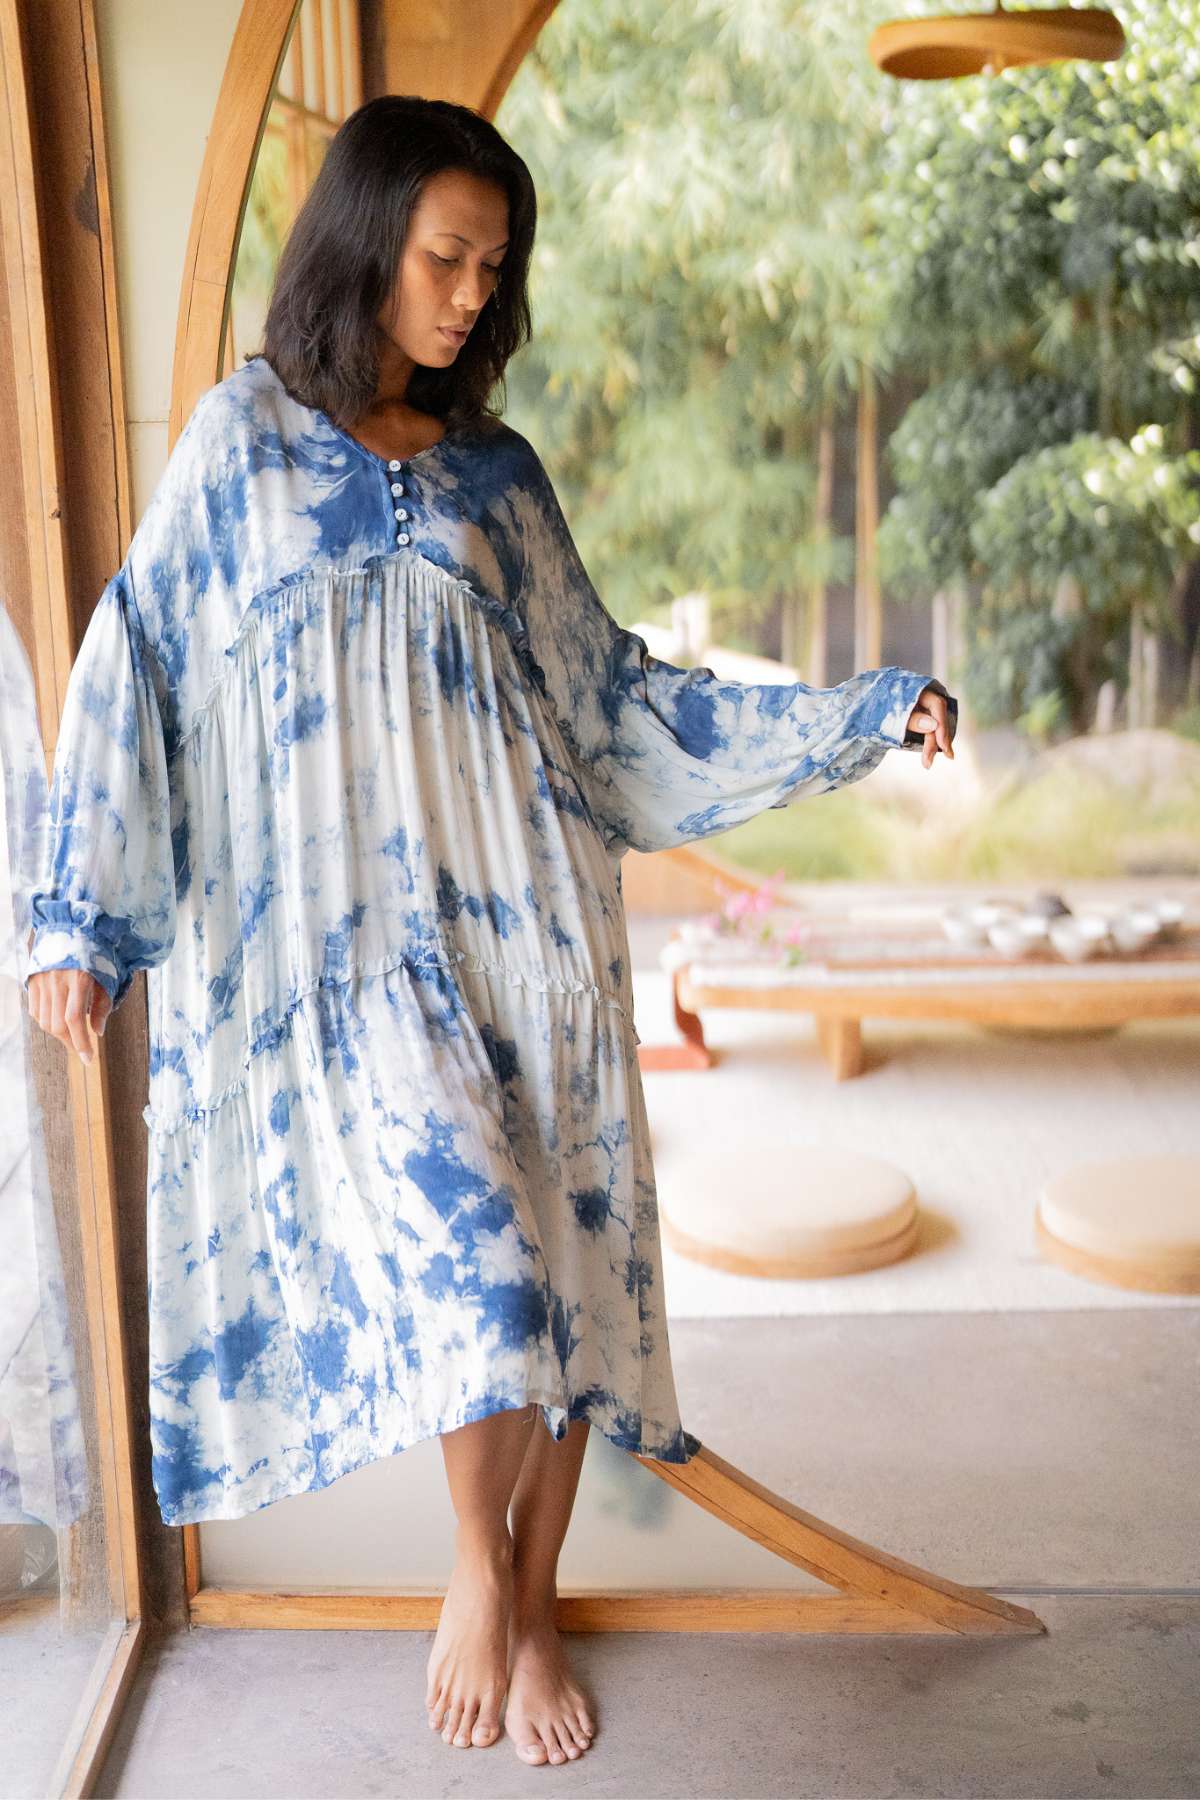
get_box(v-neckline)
[320,412,455,472]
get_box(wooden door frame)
[0,0,156,1791]
[170,0,1045,1643]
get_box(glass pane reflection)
[1,602,126,1795]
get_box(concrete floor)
[96,1308,1200,1799]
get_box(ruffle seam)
[166,550,550,768]
[142,939,640,1138]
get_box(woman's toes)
[517,1736,549,1763]
[546,1720,575,1760]
[543,1729,567,1766]
[452,1705,477,1746]
[470,1716,500,1746]
[441,1702,464,1744]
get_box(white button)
[390,482,405,495]
[387,459,402,471]
[393,507,407,521]
[396,532,410,545]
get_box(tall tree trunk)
[1128,600,1144,729]
[803,398,834,685]
[854,365,881,669]
[779,411,804,670]
[1053,569,1093,736]
[1127,596,1159,729]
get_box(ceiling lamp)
[868,3,1126,80]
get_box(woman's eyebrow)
[432,231,510,251]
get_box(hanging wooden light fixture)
[868,2,1126,80]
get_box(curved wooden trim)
[474,0,560,117]
[636,1444,1045,1636]
[182,1437,1045,1639]
[169,0,300,441]
[169,0,565,440]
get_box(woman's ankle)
[510,1563,558,1627]
[454,1522,515,1570]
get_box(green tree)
[497,0,901,680]
[870,0,1200,734]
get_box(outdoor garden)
[493,0,1200,881]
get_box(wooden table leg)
[816,1014,864,1080]
[636,966,717,1071]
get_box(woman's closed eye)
[431,253,502,275]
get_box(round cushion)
[1037,1154,1200,1294]
[658,1146,918,1279]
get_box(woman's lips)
[438,326,468,345]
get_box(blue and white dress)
[22,354,938,1525]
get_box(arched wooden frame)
[173,0,1045,1643]
[170,0,561,437]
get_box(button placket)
[386,460,410,546]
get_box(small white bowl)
[1074,913,1113,948]
[1149,897,1185,939]
[942,907,990,947]
[1049,918,1101,961]
[1109,908,1162,955]
[988,919,1033,956]
[967,900,1021,930]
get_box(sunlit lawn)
[708,741,1200,884]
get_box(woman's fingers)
[28,969,103,1063]
[90,981,113,1039]
[60,974,97,1063]
[908,699,954,769]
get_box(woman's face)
[376,166,510,369]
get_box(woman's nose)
[453,271,488,310]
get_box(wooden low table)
[641,915,1200,1081]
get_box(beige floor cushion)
[1036,1153,1200,1293]
[658,1146,918,1278]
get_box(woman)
[24,96,954,1766]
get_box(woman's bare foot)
[504,1596,597,1766]
[426,1531,513,1748]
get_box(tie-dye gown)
[22,354,939,1526]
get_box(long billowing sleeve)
[515,441,944,859]
[21,563,177,1012]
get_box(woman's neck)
[346,395,446,462]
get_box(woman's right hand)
[26,968,112,1065]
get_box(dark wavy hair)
[246,95,537,432]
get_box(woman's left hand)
[905,686,955,770]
